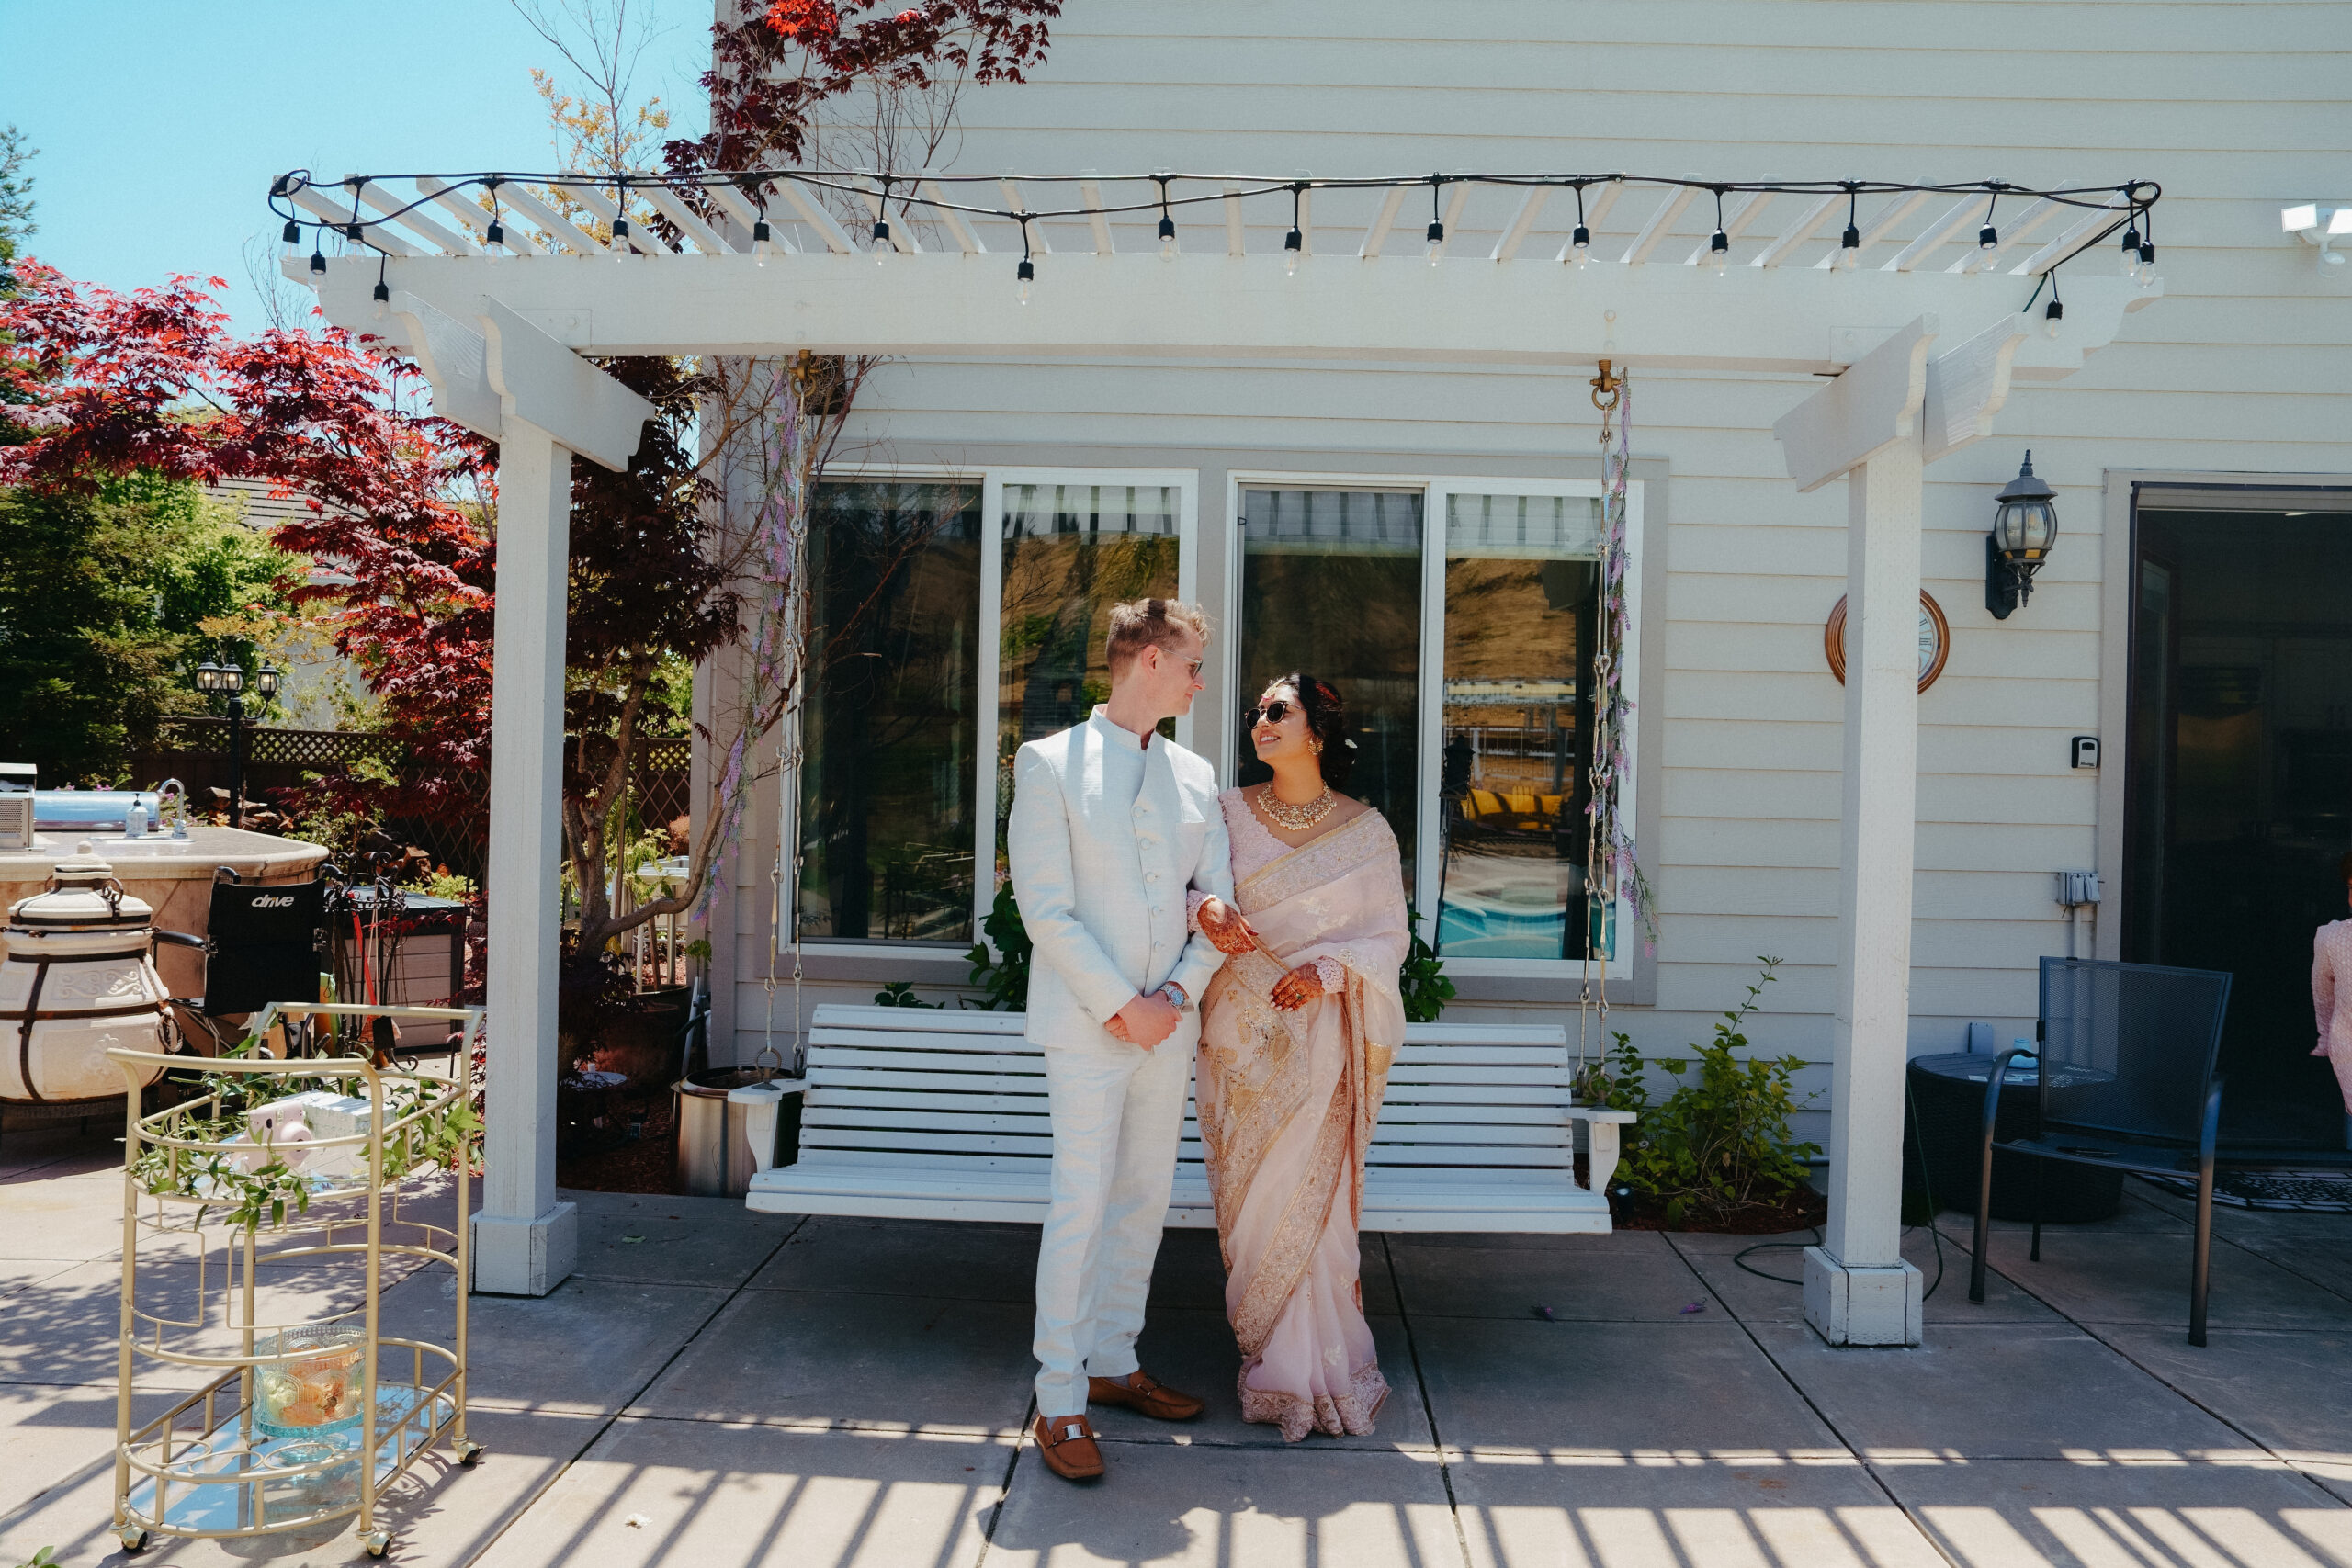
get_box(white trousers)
[1032,1036,1190,1417]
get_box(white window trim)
[1225,469,1644,983]
[784,463,1201,960]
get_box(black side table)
[1905,1052,2125,1223]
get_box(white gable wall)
[711,1,2351,1146]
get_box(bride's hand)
[1271,962,1325,1011]
[1196,897,1258,955]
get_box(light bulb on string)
[2044,291,2064,340]
[1283,183,1304,276]
[371,264,390,322]
[309,240,327,278]
[483,180,503,264]
[1156,177,1177,261]
[1017,256,1034,304]
[872,215,890,265]
[1704,188,1729,272]
[1425,176,1446,265]
[1569,183,1591,268]
[1837,186,1861,271]
[2119,214,2142,276]
[611,217,631,261]
[752,218,773,266]
[1978,187,2000,252]
[279,220,301,261]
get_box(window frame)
[1223,468,1644,984]
[784,463,1201,963]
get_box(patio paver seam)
[456,1211,810,1565]
[1662,1231,1973,1568]
[1382,1233,1478,1568]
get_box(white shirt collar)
[1088,705,1156,752]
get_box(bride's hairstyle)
[1267,672,1356,791]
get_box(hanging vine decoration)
[1586,361,1658,963]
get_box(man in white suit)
[1005,598,1235,1483]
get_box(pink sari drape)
[1194,809,1409,1441]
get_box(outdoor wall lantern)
[1986,451,2058,620]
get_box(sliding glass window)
[797,479,982,944]
[1429,491,1604,962]
[994,481,1183,870]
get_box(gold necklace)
[1260,783,1335,831]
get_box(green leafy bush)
[872,981,939,1009]
[1585,956,1818,1227]
[1399,906,1454,1022]
[964,881,1034,1011]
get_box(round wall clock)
[1825,591,1950,693]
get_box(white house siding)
[709,1,2352,1147]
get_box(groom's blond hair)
[1105,598,1211,679]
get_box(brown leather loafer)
[1089,1370,1205,1422]
[1033,1413,1106,1481]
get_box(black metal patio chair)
[1970,956,2233,1345]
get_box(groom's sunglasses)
[1246,699,1295,728]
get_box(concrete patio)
[4,1121,2350,1568]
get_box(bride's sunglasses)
[1247,699,1295,728]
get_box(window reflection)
[1435,493,1602,960]
[995,483,1182,870]
[799,481,982,943]
[1238,489,1422,891]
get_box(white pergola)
[299,171,2159,1347]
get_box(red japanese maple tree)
[0,261,500,833]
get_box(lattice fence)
[133,720,695,886]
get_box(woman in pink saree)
[1189,675,1410,1441]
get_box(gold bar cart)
[107,1004,485,1558]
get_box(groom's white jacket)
[1006,708,1235,1047]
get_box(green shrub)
[963,881,1033,1011]
[1399,907,1454,1022]
[1585,956,1818,1227]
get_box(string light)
[610,177,631,261]
[279,219,301,261]
[2043,272,2064,338]
[484,178,504,263]
[371,257,390,321]
[269,167,2162,303]
[1016,216,1035,304]
[309,236,327,277]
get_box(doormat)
[2140,1170,2352,1213]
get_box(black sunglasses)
[1247,699,1295,728]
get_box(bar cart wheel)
[118,1525,150,1551]
[361,1527,393,1556]
[455,1438,487,1465]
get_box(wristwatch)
[1157,980,1189,1010]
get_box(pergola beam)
[331,253,2156,377]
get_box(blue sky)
[3,0,713,334]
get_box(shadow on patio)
[4,1121,2349,1567]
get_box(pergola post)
[1774,319,1941,1346]
[1806,435,1928,1345]
[474,419,580,1295]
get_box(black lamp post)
[1985,451,2059,620]
[193,655,281,827]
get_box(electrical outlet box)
[2071,735,2100,769]
[2058,872,2101,908]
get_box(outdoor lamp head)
[219,661,245,695]
[1985,450,2059,619]
[193,660,222,694]
[254,662,283,698]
